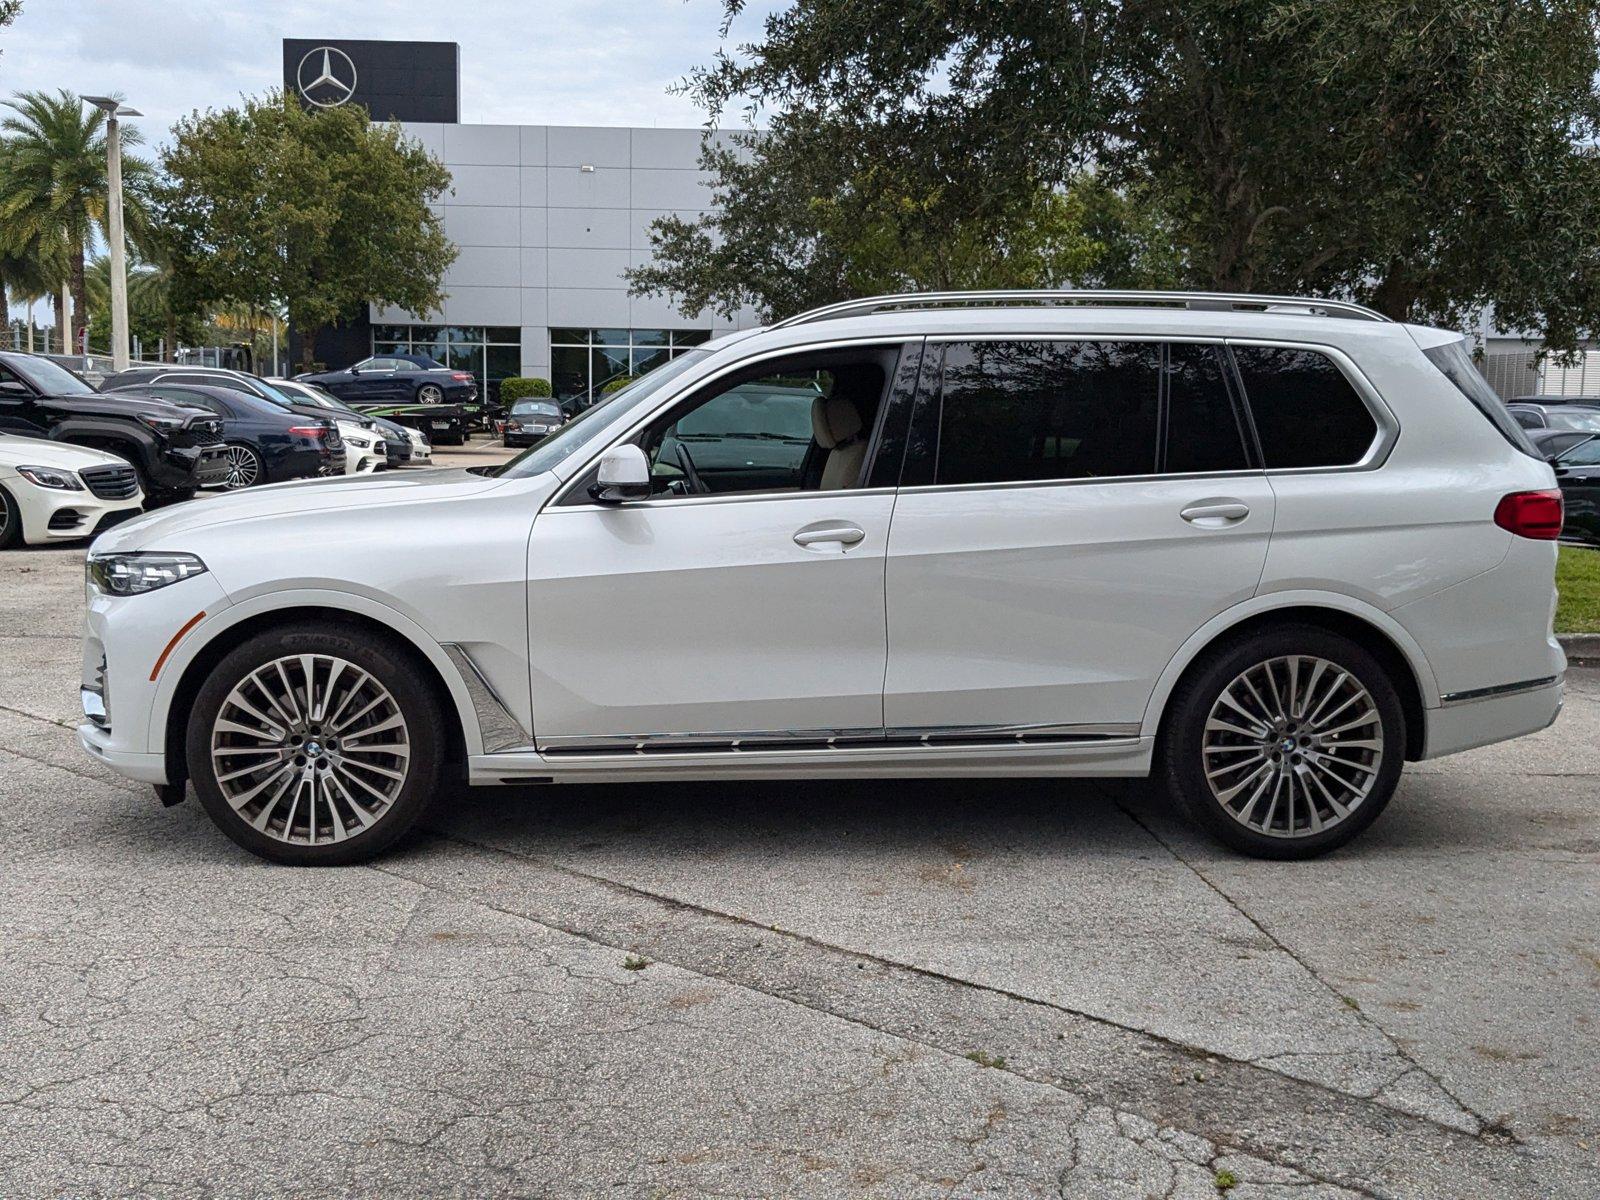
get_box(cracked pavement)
[2,545,1598,1198]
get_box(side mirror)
[589,443,652,504]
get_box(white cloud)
[0,0,784,140]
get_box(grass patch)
[622,954,649,971]
[1213,1167,1239,1192]
[1557,547,1600,634]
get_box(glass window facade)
[372,325,522,396]
[550,328,710,408]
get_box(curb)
[1557,633,1600,665]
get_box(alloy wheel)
[222,445,260,489]
[418,384,444,404]
[1201,655,1383,839]
[208,653,411,846]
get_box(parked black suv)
[0,351,229,500]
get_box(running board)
[535,723,1141,758]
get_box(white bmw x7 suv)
[77,291,1566,865]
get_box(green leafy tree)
[84,252,203,356]
[159,90,456,371]
[0,89,155,351]
[658,1,1600,345]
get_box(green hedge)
[500,376,552,403]
[600,375,636,395]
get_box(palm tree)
[0,89,153,354]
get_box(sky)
[0,0,782,140]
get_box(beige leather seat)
[811,396,866,490]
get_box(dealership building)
[283,38,756,406]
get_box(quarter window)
[1165,344,1249,473]
[1232,346,1379,469]
[933,341,1161,485]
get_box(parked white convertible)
[0,436,144,549]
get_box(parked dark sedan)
[296,353,474,444]
[502,399,567,447]
[268,378,413,468]
[109,383,341,489]
[1530,428,1600,546]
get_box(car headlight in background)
[16,465,85,490]
[346,435,373,449]
[87,553,208,596]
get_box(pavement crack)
[1116,799,1498,1138]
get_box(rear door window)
[1165,344,1250,473]
[932,340,1161,484]
[1232,346,1379,469]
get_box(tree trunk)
[164,310,178,362]
[1371,264,1416,322]
[70,244,88,354]
[297,323,322,373]
[53,289,67,353]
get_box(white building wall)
[375,123,755,382]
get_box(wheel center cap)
[1280,738,1296,754]
[305,740,324,758]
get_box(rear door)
[882,338,1275,734]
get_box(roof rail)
[770,289,1392,329]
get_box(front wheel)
[186,622,446,865]
[1159,625,1405,859]
[0,484,22,549]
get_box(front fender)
[146,587,489,757]
[1137,589,1443,739]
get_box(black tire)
[0,483,22,549]
[1158,624,1406,859]
[186,621,446,865]
[416,383,445,405]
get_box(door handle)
[794,522,866,550]
[1180,500,1251,525]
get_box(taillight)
[450,372,473,382]
[287,425,326,439]
[1493,489,1563,539]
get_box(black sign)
[282,39,459,123]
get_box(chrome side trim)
[1439,675,1561,707]
[534,722,1141,758]
[441,643,532,754]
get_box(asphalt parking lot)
[2,464,1598,1198]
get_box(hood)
[0,435,127,471]
[42,392,207,422]
[90,467,504,554]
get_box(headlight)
[136,412,184,433]
[87,552,208,596]
[346,435,372,448]
[16,465,84,490]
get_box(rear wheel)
[186,622,446,865]
[417,383,445,404]
[221,444,262,489]
[1160,625,1405,859]
[0,484,21,549]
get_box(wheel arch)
[157,594,480,788]
[1140,593,1434,762]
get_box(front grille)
[79,463,139,500]
[174,419,224,448]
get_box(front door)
[884,338,1275,733]
[524,344,915,748]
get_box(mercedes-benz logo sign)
[296,46,358,108]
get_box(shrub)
[500,376,552,403]
[600,375,636,395]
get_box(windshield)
[512,400,561,416]
[14,356,98,396]
[499,350,711,479]
[1547,409,1600,432]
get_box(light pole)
[83,96,140,371]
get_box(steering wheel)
[673,440,709,494]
